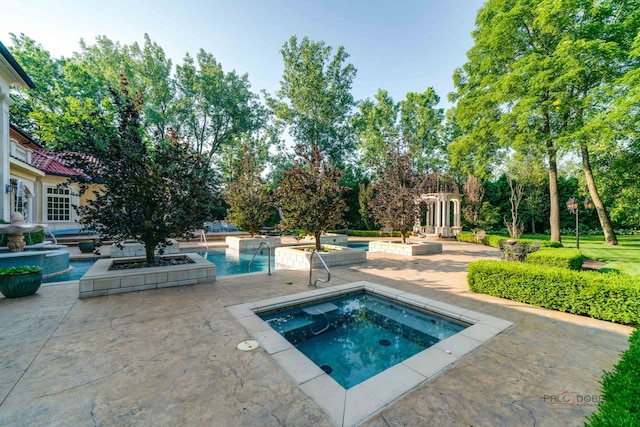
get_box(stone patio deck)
[0,240,632,426]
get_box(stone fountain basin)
[0,249,70,278]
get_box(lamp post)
[566,197,593,249]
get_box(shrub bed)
[526,248,584,270]
[467,260,640,325]
[585,328,640,426]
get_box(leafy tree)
[268,35,357,167]
[224,145,273,237]
[370,150,426,244]
[276,144,346,251]
[353,89,399,174]
[354,88,445,177]
[462,175,499,231]
[70,76,218,264]
[175,50,265,162]
[398,88,445,172]
[7,33,70,137]
[358,182,375,230]
[450,0,639,244]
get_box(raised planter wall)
[226,236,281,251]
[109,239,180,258]
[369,241,443,256]
[275,245,366,269]
[78,253,216,299]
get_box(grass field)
[521,233,640,276]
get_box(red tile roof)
[29,148,88,177]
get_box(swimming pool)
[260,292,467,388]
[43,247,274,282]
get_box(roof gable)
[0,41,35,89]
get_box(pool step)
[302,302,338,317]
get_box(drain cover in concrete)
[237,340,260,351]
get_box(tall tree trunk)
[581,143,618,245]
[547,144,561,243]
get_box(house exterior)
[1,41,97,232]
[9,125,98,232]
[1,40,34,222]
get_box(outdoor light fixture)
[4,184,13,193]
[566,197,593,249]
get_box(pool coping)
[226,281,514,426]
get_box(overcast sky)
[3,0,485,107]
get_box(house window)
[46,187,71,221]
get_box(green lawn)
[521,233,640,276]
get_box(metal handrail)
[248,241,271,275]
[308,250,330,288]
[199,229,209,250]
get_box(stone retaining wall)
[275,245,366,269]
[369,241,442,256]
[79,253,215,299]
[226,236,281,251]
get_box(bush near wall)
[0,230,45,247]
[585,328,640,426]
[467,261,640,325]
[526,248,584,270]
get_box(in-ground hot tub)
[226,281,513,426]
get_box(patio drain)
[236,340,260,351]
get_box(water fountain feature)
[0,212,72,278]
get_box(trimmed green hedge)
[468,260,640,325]
[585,328,640,426]
[456,232,564,249]
[335,230,411,238]
[526,248,584,270]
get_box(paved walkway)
[0,240,632,426]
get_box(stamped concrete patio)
[0,240,632,426]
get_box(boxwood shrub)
[467,260,640,325]
[526,248,583,270]
[456,232,563,249]
[585,328,640,426]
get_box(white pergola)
[412,173,462,238]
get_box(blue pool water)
[44,242,367,283]
[43,248,275,282]
[347,242,369,251]
[260,292,467,389]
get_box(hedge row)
[467,260,640,325]
[332,230,410,238]
[526,248,584,270]
[585,328,640,426]
[456,232,563,248]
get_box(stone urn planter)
[0,266,43,298]
[78,240,95,253]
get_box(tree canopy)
[267,35,357,167]
[70,76,218,264]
